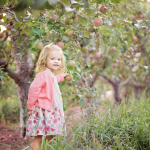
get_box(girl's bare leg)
[31,135,42,150]
[45,135,54,150]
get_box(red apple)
[34,42,43,50]
[25,37,28,42]
[132,15,136,19]
[100,6,107,14]
[76,41,80,46]
[56,42,64,49]
[0,33,3,38]
[87,103,90,106]
[116,60,119,63]
[66,81,71,85]
[124,35,128,38]
[65,75,73,81]
[94,19,103,26]
[132,36,138,42]
[146,62,149,65]
[10,20,15,25]
[139,14,145,18]
[109,47,116,51]
[10,53,14,56]
[94,52,100,58]
[68,60,75,67]
[89,54,93,59]
[50,15,57,19]
[112,63,117,67]
[47,34,54,38]
[65,29,73,36]
[9,135,12,138]
[6,25,12,30]
[1,136,5,139]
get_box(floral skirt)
[26,106,66,137]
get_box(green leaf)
[84,32,90,37]
[132,65,139,72]
[14,0,28,12]
[77,15,88,26]
[31,0,47,9]
[85,8,93,16]
[33,27,41,36]
[129,59,134,65]
[2,72,8,76]
[80,99,85,108]
[61,0,70,6]
[64,12,73,17]
[45,2,55,9]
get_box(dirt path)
[0,106,105,150]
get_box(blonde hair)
[35,43,66,75]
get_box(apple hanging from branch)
[56,42,64,49]
[65,74,73,81]
[34,42,43,50]
[68,60,75,67]
[100,6,107,14]
[94,19,103,26]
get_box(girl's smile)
[46,50,62,73]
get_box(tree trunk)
[15,52,33,137]
[112,82,122,104]
[101,75,131,105]
[132,84,146,99]
[17,80,30,137]
[0,51,33,137]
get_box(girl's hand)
[63,73,73,81]
[62,73,70,78]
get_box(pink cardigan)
[27,70,64,111]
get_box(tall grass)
[34,95,150,150]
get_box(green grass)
[1,94,150,150]
[38,95,150,150]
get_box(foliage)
[0,95,20,123]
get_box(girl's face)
[46,50,62,73]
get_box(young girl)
[26,43,70,150]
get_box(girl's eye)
[51,58,54,60]
[58,59,61,61]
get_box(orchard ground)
[0,105,105,150]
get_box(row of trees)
[0,0,150,137]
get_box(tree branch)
[0,31,9,42]
[120,76,131,88]
[100,74,115,85]
[0,59,20,82]
[89,72,99,87]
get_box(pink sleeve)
[27,73,46,110]
[57,74,64,82]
